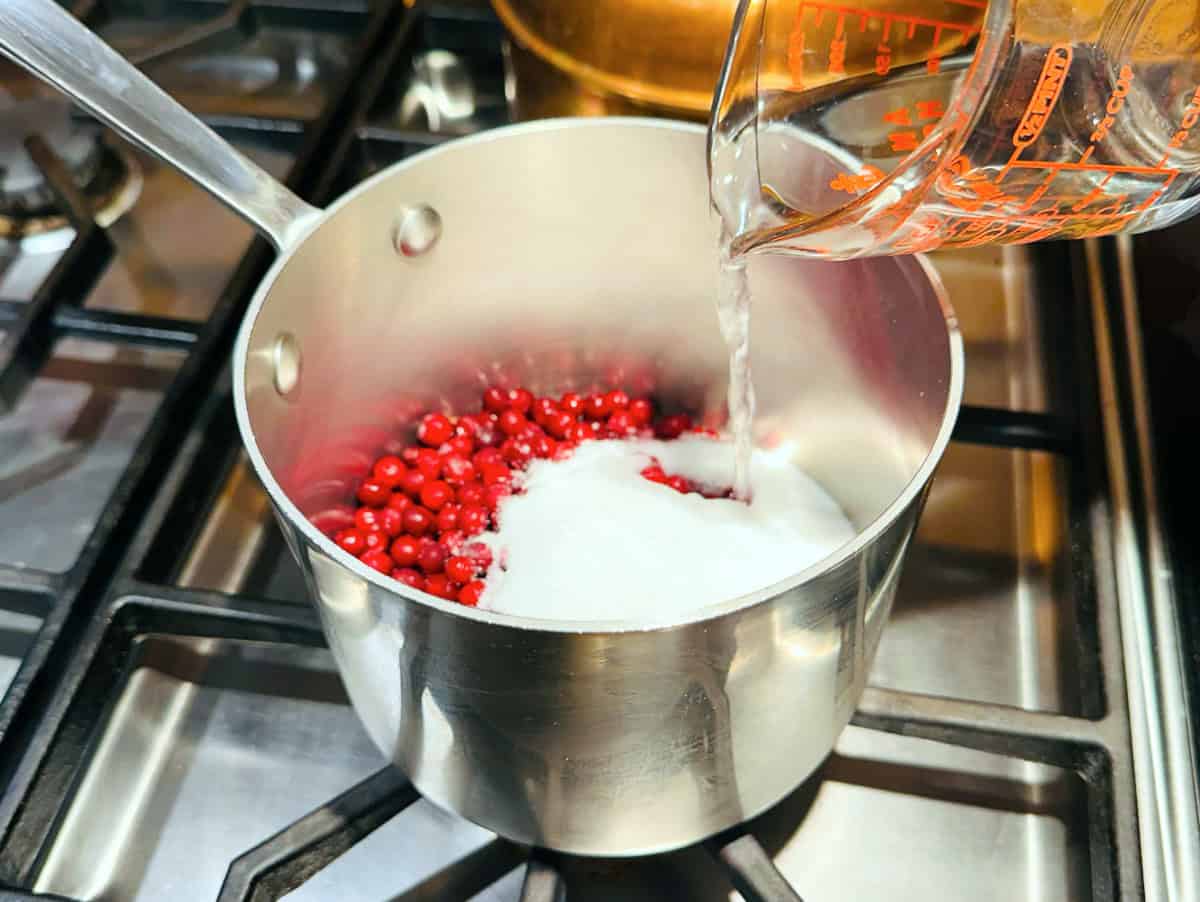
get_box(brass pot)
[493,0,736,120]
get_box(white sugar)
[477,437,855,622]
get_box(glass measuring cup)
[709,0,1200,258]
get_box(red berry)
[483,387,509,413]
[641,464,668,484]
[415,448,443,480]
[372,455,407,488]
[436,504,460,532]
[417,413,454,447]
[667,475,691,493]
[356,479,390,507]
[457,481,486,506]
[361,549,393,573]
[568,422,592,443]
[500,437,533,466]
[439,529,467,553]
[628,398,653,426]
[461,412,499,447]
[386,492,412,513]
[473,447,504,469]
[480,462,513,487]
[584,393,612,419]
[389,535,420,567]
[560,392,583,415]
[509,388,534,414]
[392,568,425,590]
[335,528,367,556]
[440,434,475,457]
[464,542,494,570]
[378,506,405,537]
[445,555,477,584]
[545,410,575,439]
[310,508,356,536]
[440,453,476,486]
[458,580,487,606]
[486,483,513,511]
[606,389,630,411]
[363,529,390,553]
[399,469,426,496]
[424,573,457,600]
[533,434,557,459]
[498,409,526,436]
[402,505,434,536]
[607,410,634,436]
[419,480,454,511]
[400,446,422,466]
[533,397,560,427]
[656,413,692,439]
[355,507,384,533]
[418,542,446,574]
[460,505,489,536]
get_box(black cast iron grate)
[0,1,1155,899]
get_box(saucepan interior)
[236,117,961,631]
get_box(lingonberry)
[389,535,420,567]
[372,455,407,488]
[355,507,384,533]
[362,530,389,553]
[439,529,467,553]
[400,446,422,467]
[399,468,426,497]
[533,434,557,459]
[656,413,692,439]
[417,413,454,447]
[361,550,393,574]
[667,475,691,493]
[628,398,653,426]
[458,580,487,606]
[442,454,476,485]
[482,387,509,413]
[532,397,559,427]
[606,389,630,411]
[606,410,634,436]
[402,505,434,537]
[417,542,446,574]
[386,492,412,513]
[456,481,486,507]
[485,483,513,511]
[584,393,612,419]
[424,573,457,600]
[440,434,474,458]
[559,391,583,415]
[500,437,533,466]
[508,388,534,415]
[419,480,454,511]
[392,568,425,590]
[444,555,477,584]
[498,409,526,436]
[435,504,460,532]
[480,462,513,487]
[415,448,443,480]
[459,505,489,536]
[356,479,390,507]
[464,542,493,570]
[378,506,405,537]
[473,447,503,469]
[335,528,367,556]
[545,410,575,439]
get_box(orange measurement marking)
[884,107,912,126]
[829,165,885,194]
[875,42,892,75]
[1019,171,1059,211]
[1090,65,1134,144]
[907,21,917,37]
[881,17,892,41]
[927,56,941,74]
[947,0,986,7]
[889,130,918,152]
[1168,85,1200,149]
[859,14,868,31]
[829,35,847,73]
[1071,186,1107,213]
[1078,146,1095,165]
[788,5,806,87]
[1007,159,1179,177]
[916,100,945,121]
[1012,43,1073,150]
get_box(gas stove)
[0,2,1194,901]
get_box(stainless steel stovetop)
[0,2,1194,901]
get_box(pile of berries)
[327,386,720,606]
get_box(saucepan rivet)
[272,332,301,396]
[393,204,442,257]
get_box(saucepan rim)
[232,116,965,635]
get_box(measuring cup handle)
[0,0,322,252]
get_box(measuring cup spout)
[0,0,322,252]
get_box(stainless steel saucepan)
[0,0,963,856]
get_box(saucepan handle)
[0,0,322,252]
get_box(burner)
[0,62,142,250]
